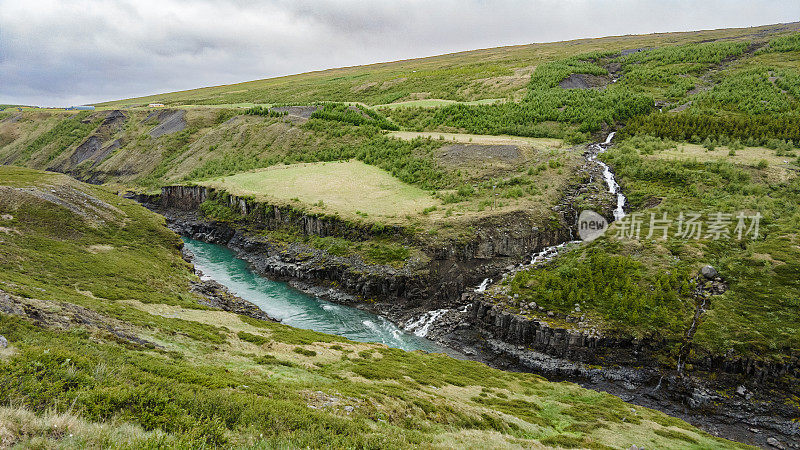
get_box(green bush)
[759,32,800,53]
[507,250,691,334]
[199,198,241,222]
[244,105,287,117]
[238,331,269,345]
[365,242,410,265]
[293,347,317,357]
[310,103,398,130]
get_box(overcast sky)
[1,0,798,106]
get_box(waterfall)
[588,132,626,221]
[475,278,491,293]
[404,309,450,337]
[418,133,626,336]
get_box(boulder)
[766,437,784,449]
[700,265,718,280]
[0,335,6,349]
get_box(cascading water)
[479,132,627,291]
[407,133,628,335]
[404,308,450,337]
[587,132,626,221]
[526,132,626,266]
[677,296,709,374]
[475,278,491,293]
[530,240,581,265]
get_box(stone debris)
[304,391,360,414]
[767,437,785,449]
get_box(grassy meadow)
[201,160,439,221]
[93,23,798,108]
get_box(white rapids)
[530,240,581,265]
[404,308,450,337]
[475,278,492,293]
[587,132,626,221]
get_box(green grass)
[0,166,742,448]
[201,160,440,221]
[93,23,797,108]
[374,98,505,109]
[387,130,563,148]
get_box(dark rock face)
[148,109,187,138]
[469,298,658,366]
[149,185,573,309]
[469,291,799,384]
[70,136,102,165]
[187,270,274,322]
[558,73,611,89]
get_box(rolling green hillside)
[0,166,741,448]
[94,23,799,108]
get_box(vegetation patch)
[200,160,440,221]
[311,103,399,130]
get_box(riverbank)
[162,205,798,448]
[182,236,457,353]
[130,138,798,448]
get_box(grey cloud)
[1,0,798,106]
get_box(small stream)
[588,131,626,221]
[472,132,627,291]
[183,237,453,354]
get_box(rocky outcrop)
[0,290,157,349]
[469,292,800,383]
[190,277,274,322]
[148,109,187,138]
[144,185,574,308]
[469,297,661,366]
[48,110,128,180]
